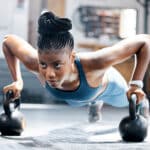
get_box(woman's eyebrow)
[39,59,63,64]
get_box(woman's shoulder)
[75,50,105,71]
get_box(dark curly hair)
[37,11,74,53]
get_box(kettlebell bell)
[0,90,26,136]
[119,94,148,142]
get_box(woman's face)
[38,48,75,88]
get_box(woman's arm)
[80,34,150,103]
[3,34,39,74]
[81,34,150,81]
[2,34,39,97]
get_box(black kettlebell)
[119,94,148,142]
[0,90,26,136]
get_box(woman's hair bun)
[38,11,72,35]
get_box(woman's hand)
[3,80,23,100]
[126,85,146,104]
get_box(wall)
[28,0,43,48]
[66,0,146,33]
[65,0,147,48]
[47,0,65,17]
[0,0,29,58]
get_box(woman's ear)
[70,50,76,63]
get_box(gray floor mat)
[17,122,150,150]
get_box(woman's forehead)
[38,46,71,54]
[38,50,70,61]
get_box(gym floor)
[0,103,150,150]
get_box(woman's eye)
[40,62,47,69]
[55,63,62,69]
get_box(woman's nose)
[45,67,56,79]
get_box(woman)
[2,11,150,122]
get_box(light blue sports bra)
[45,57,102,106]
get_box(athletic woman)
[2,11,150,122]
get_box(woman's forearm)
[3,42,23,83]
[132,41,150,80]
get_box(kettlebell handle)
[3,90,21,116]
[129,94,137,120]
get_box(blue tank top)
[45,57,102,106]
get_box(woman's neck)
[60,62,80,91]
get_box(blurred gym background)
[0,0,150,104]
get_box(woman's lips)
[47,80,58,87]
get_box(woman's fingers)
[127,88,145,104]
[3,83,22,100]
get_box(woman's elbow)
[2,34,13,50]
[2,35,10,54]
[144,37,150,59]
